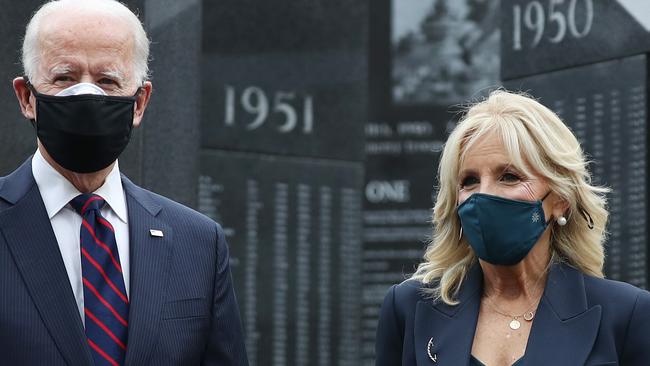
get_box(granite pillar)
[199,1,368,365]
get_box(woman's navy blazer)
[375,262,650,365]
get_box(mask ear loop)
[578,206,594,229]
[456,193,463,241]
[23,76,38,94]
[539,190,553,226]
[22,76,38,129]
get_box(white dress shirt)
[31,149,130,323]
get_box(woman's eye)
[501,172,521,183]
[460,176,479,188]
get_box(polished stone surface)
[201,0,367,161]
[501,0,650,79]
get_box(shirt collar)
[31,149,127,223]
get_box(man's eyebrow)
[49,64,74,75]
[99,69,125,83]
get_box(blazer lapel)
[121,177,173,366]
[414,264,483,365]
[525,263,601,365]
[0,160,93,366]
[413,262,601,365]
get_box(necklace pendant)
[509,319,521,330]
[523,311,534,321]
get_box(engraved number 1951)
[224,85,314,134]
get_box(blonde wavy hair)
[411,90,609,305]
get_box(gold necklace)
[482,271,546,330]
[483,295,538,330]
[481,260,552,330]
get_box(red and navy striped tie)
[71,194,128,366]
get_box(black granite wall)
[0,2,38,175]
[198,1,367,365]
[139,0,202,207]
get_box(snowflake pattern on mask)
[531,211,541,223]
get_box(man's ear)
[13,77,36,120]
[132,81,152,128]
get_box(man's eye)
[54,76,74,82]
[98,78,117,85]
[460,176,479,188]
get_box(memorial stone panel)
[201,0,366,161]
[502,0,650,79]
[200,2,368,365]
[140,0,202,206]
[199,151,363,366]
[504,55,648,288]
[361,117,447,362]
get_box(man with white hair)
[1,1,248,365]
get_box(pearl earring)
[557,216,567,226]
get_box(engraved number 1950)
[513,0,593,50]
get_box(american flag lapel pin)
[149,229,164,238]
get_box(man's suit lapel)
[121,176,173,366]
[526,263,601,365]
[414,264,482,365]
[0,159,93,366]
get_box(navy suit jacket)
[0,159,248,365]
[376,261,650,365]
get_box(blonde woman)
[375,90,650,365]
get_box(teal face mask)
[457,192,551,266]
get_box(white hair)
[22,0,150,83]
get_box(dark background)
[1,0,648,364]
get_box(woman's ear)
[552,194,570,220]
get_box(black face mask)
[26,80,140,173]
